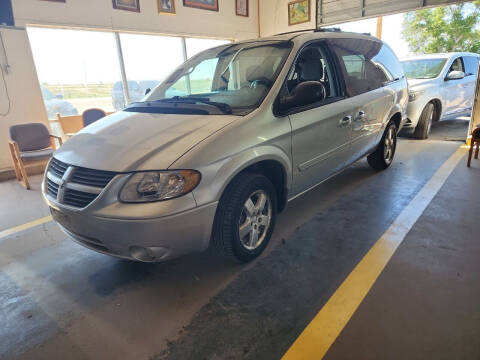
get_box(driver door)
[443,57,468,115]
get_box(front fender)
[189,145,292,207]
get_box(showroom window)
[28,27,122,120]
[119,33,185,111]
[185,37,231,58]
[27,26,231,119]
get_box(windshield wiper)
[153,96,233,114]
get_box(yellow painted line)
[282,146,466,360]
[0,216,52,240]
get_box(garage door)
[317,0,472,26]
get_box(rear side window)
[329,38,392,97]
[463,56,479,76]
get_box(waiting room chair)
[57,113,84,138]
[83,108,106,127]
[467,126,480,167]
[8,123,62,189]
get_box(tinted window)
[374,44,404,81]
[329,38,389,97]
[463,56,479,76]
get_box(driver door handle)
[339,115,352,127]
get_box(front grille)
[70,167,116,188]
[46,158,117,209]
[63,188,99,208]
[47,178,59,198]
[49,158,68,178]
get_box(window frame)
[273,39,347,117]
[448,56,465,74]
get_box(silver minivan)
[43,30,408,263]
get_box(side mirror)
[145,88,151,95]
[446,70,465,81]
[278,81,325,112]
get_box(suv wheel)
[367,121,397,170]
[211,172,277,262]
[413,102,435,139]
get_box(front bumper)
[48,201,218,262]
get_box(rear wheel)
[211,173,277,262]
[367,121,397,170]
[413,102,435,139]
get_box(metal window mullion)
[114,32,130,106]
[181,37,192,95]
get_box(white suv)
[401,52,479,139]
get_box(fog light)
[129,246,169,262]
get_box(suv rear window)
[329,38,402,97]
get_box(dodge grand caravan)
[43,30,408,263]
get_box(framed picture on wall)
[158,0,175,14]
[183,0,218,12]
[112,0,140,12]
[236,0,248,17]
[288,0,310,26]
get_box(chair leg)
[467,141,474,167]
[475,141,479,159]
[12,142,30,189]
[8,143,22,181]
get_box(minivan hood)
[54,111,239,172]
[407,78,435,88]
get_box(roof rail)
[274,29,315,36]
[315,27,341,32]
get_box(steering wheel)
[250,77,273,89]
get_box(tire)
[413,102,435,139]
[211,172,277,262]
[367,121,397,170]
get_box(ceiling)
[316,0,473,26]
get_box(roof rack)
[315,28,341,32]
[275,29,316,36]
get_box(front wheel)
[211,173,277,262]
[413,102,435,139]
[367,121,397,170]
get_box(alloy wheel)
[238,190,272,250]
[384,126,396,164]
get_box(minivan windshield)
[401,58,447,79]
[127,41,292,116]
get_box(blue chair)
[82,108,106,127]
[8,123,62,189]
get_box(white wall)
[260,0,316,37]
[0,27,49,170]
[13,0,259,41]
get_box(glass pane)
[185,37,231,59]
[143,41,293,115]
[119,33,184,110]
[27,27,121,120]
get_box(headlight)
[408,90,426,102]
[119,170,201,203]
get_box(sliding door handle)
[355,110,366,121]
[339,115,352,127]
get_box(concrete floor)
[0,123,478,359]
